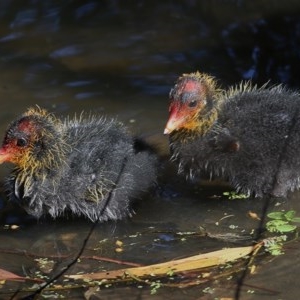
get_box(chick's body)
[0,108,157,222]
[165,72,300,197]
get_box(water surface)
[0,1,300,299]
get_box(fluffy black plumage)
[0,107,157,222]
[164,72,300,197]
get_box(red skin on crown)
[164,77,208,134]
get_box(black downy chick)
[0,107,157,222]
[164,71,300,197]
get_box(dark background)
[0,1,300,299]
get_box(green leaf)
[267,246,284,256]
[222,191,248,200]
[267,212,285,220]
[266,220,287,232]
[276,224,297,233]
[266,220,289,233]
[291,217,300,223]
[284,210,296,221]
[267,220,287,226]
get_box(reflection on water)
[0,0,300,299]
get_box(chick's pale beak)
[164,103,186,135]
[0,148,11,164]
[164,115,184,134]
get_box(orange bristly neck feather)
[172,107,219,143]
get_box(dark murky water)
[0,1,300,299]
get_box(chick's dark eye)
[16,138,28,147]
[188,100,198,108]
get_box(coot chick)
[0,107,157,222]
[164,71,300,197]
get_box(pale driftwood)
[67,245,254,280]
